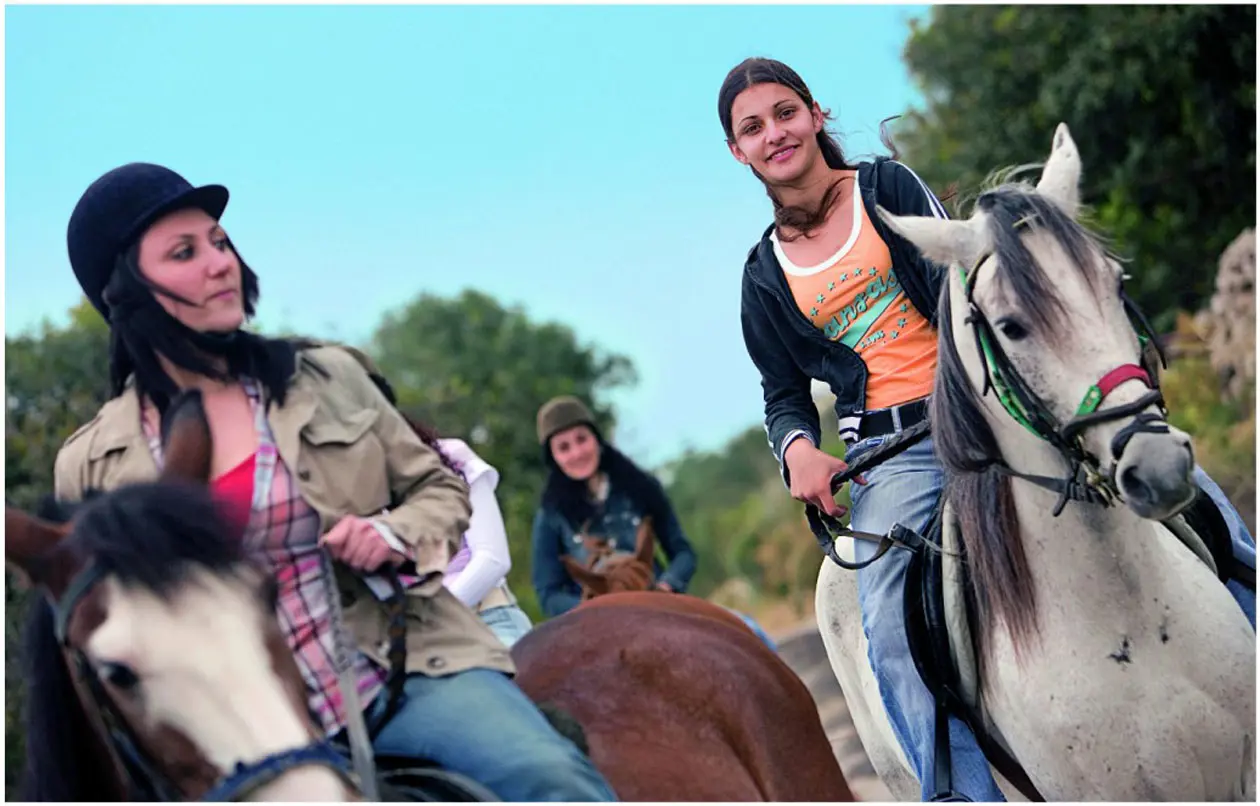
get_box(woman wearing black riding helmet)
[54,162,616,801]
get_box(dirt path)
[773,619,894,802]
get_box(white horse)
[817,124,1255,801]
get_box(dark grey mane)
[974,184,1111,338]
[928,183,1113,678]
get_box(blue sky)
[5,4,929,467]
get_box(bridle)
[52,562,362,802]
[958,214,1172,515]
[804,214,1175,569]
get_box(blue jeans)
[846,435,1257,802]
[724,608,778,651]
[847,434,1005,802]
[1191,466,1256,628]
[479,604,534,648]
[365,669,617,802]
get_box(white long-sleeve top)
[438,438,513,608]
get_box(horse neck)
[990,411,1169,617]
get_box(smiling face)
[136,207,245,333]
[727,81,826,186]
[549,424,602,482]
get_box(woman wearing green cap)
[531,396,698,617]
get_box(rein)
[52,562,368,802]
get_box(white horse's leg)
[816,553,920,801]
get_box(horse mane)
[18,486,245,800]
[973,183,1109,338]
[929,182,1113,676]
[598,556,653,594]
[65,482,245,600]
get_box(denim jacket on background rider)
[531,478,698,618]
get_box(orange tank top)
[774,197,937,410]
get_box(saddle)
[901,485,1250,802]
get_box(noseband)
[53,563,361,802]
[959,217,1171,515]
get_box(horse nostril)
[1119,465,1153,506]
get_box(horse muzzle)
[1111,425,1196,521]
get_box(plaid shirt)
[142,379,386,735]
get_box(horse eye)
[99,661,140,692]
[995,318,1029,342]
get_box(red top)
[212,453,256,537]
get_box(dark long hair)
[541,428,674,537]
[101,239,301,413]
[391,411,465,482]
[717,57,900,240]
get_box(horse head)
[7,390,358,801]
[878,123,1195,522]
[562,517,657,600]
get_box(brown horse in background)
[514,523,853,801]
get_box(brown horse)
[516,520,852,800]
[512,591,854,801]
[9,391,850,802]
[561,517,659,599]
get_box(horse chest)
[986,580,1254,800]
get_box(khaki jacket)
[53,344,514,679]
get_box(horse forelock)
[67,482,244,600]
[975,184,1113,345]
[579,554,654,599]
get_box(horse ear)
[562,556,609,597]
[160,390,213,484]
[876,206,990,270]
[634,518,656,569]
[5,507,80,597]
[1035,122,1082,218]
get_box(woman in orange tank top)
[719,56,1005,803]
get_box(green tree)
[6,300,112,509]
[5,298,112,798]
[894,5,1255,329]
[368,288,637,621]
[662,396,845,611]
